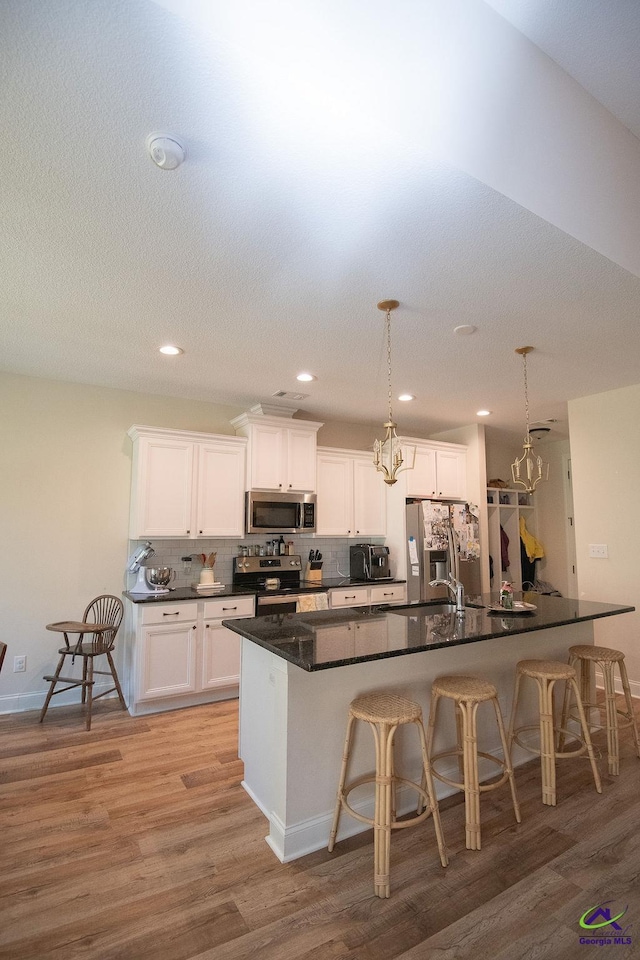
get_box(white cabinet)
[231,413,323,492]
[316,448,386,537]
[201,596,253,690]
[486,487,536,592]
[129,596,254,714]
[128,425,246,539]
[403,439,467,500]
[137,602,199,702]
[328,583,406,609]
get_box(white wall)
[569,384,640,691]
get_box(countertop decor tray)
[488,601,537,616]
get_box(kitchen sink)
[375,601,485,616]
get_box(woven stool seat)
[329,691,448,898]
[560,645,640,776]
[431,675,497,703]
[351,693,422,725]
[425,674,520,851]
[569,644,625,662]
[517,660,576,681]
[508,658,602,806]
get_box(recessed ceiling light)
[477,409,491,417]
[159,345,184,356]
[296,372,316,382]
[454,325,477,336]
[398,394,415,402]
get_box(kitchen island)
[224,594,634,862]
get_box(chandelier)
[373,299,414,485]
[511,346,549,494]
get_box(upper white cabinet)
[128,425,246,539]
[403,439,467,500]
[316,448,386,537]
[231,411,323,492]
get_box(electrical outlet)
[588,544,608,559]
[13,655,26,673]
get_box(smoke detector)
[146,133,186,170]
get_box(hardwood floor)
[1,694,639,960]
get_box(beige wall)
[569,384,640,691]
[0,372,382,712]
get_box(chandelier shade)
[372,299,414,485]
[510,346,549,494]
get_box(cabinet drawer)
[203,596,255,620]
[369,584,406,605]
[329,587,370,608]
[141,602,198,625]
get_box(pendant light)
[511,346,549,494]
[373,299,414,485]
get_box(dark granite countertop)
[222,594,635,671]
[123,578,406,604]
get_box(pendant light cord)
[385,308,394,424]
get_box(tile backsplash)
[127,535,386,589]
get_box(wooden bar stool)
[424,675,521,850]
[508,659,602,805]
[328,692,448,899]
[559,645,640,776]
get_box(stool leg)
[618,658,640,761]
[458,700,481,850]
[415,719,448,868]
[420,691,441,815]
[538,677,557,806]
[374,721,394,899]
[492,697,521,825]
[558,654,578,752]
[569,677,602,794]
[601,660,619,775]
[506,670,523,755]
[328,713,355,852]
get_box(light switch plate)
[588,544,608,559]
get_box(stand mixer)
[126,542,175,595]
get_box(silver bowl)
[146,566,175,586]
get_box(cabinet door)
[137,621,197,701]
[405,446,437,498]
[435,450,467,500]
[329,587,370,608]
[286,427,317,492]
[352,458,386,536]
[134,437,194,537]
[201,622,241,690]
[316,454,353,536]
[196,442,245,537]
[249,423,285,490]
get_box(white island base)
[238,620,596,863]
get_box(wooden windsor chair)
[40,595,126,730]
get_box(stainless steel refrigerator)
[406,500,481,604]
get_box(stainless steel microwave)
[246,491,316,534]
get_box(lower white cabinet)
[128,596,255,714]
[328,583,406,609]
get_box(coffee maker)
[349,544,391,581]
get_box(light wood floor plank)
[1,694,639,959]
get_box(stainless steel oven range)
[232,554,325,615]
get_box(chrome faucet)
[429,573,465,614]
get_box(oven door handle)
[257,594,300,606]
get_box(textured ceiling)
[2,0,640,442]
